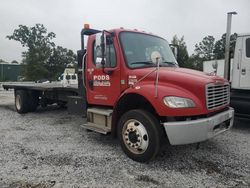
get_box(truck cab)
[58,68,78,87]
[77,25,234,162]
[230,34,250,117]
[231,34,250,90]
[59,73,78,86]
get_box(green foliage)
[171,35,189,68]
[7,24,76,81]
[170,35,204,70]
[46,46,77,80]
[7,24,56,48]
[11,60,19,64]
[189,33,237,71]
[213,33,237,59]
[188,35,216,71]
[194,36,215,60]
[187,55,203,71]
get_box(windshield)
[120,32,178,69]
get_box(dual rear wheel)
[15,90,39,114]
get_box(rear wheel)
[118,109,163,162]
[15,90,29,114]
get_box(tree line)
[7,24,76,81]
[171,33,237,70]
[6,24,237,81]
[0,59,19,64]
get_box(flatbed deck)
[1,82,83,114]
[2,82,78,92]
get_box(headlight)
[163,96,195,108]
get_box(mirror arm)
[101,31,106,67]
[103,30,115,37]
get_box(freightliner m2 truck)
[3,25,234,162]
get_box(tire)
[29,91,39,112]
[117,109,163,162]
[15,90,29,114]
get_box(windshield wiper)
[131,61,155,65]
[131,61,178,67]
[161,61,178,67]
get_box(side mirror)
[212,61,218,70]
[212,60,218,75]
[170,44,178,59]
[95,32,106,68]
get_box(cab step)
[88,107,113,116]
[81,107,113,134]
[81,122,111,134]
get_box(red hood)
[163,67,226,83]
[124,67,229,116]
[130,67,227,96]
[133,67,226,84]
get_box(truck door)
[239,37,250,88]
[85,35,121,106]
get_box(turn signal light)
[84,24,90,29]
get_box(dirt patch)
[135,175,160,185]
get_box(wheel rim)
[122,119,149,154]
[15,95,21,111]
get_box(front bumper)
[163,107,234,145]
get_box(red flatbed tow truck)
[2,25,234,162]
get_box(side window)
[93,37,117,68]
[65,75,70,80]
[72,75,77,80]
[246,38,250,58]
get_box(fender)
[116,82,206,117]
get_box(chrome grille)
[206,83,230,110]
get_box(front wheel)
[118,109,163,162]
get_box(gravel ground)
[0,88,250,188]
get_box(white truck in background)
[58,68,78,87]
[203,33,250,117]
[203,59,233,79]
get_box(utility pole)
[224,11,237,80]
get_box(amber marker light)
[84,24,90,29]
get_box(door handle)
[88,80,94,90]
[237,50,242,69]
[241,68,246,75]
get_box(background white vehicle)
[203,33,250,117]
[203,59,233,79]
[58,68,78,87]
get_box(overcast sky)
[0,0,249,62]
